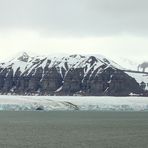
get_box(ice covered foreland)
[0,96,148,111]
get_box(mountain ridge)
[0,52,147,96]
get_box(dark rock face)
[60,67,142,96]
[40,67,63,94]
[102,69,142,96]
[0,53,144,96]
[62,68,84,95]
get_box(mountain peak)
[17,52,30,62]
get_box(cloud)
[0,0,147,62]
[0,0,148,37]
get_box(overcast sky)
[0,0,148,61]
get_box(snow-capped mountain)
[0,52,147,96]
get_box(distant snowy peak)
[114,57,148,72]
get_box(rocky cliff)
[0,52,145,96]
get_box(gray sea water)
[0,111,147,148]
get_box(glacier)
[0,95,148,111]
